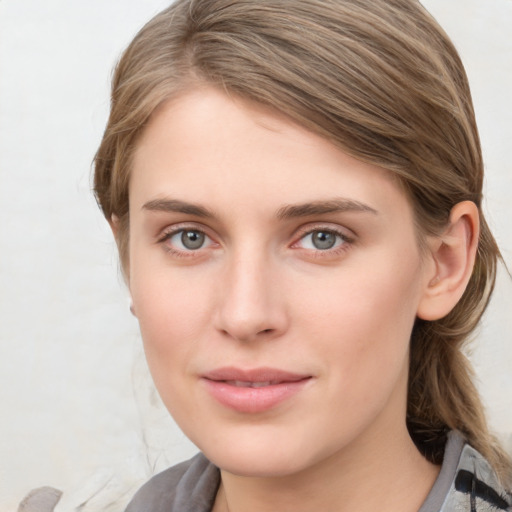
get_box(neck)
[213,425,439,512]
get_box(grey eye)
[180,230,205,250]
[311,231,337,250]
[297,229,345,251]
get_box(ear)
[108,214,133,303]
[108,214,120,239]
[417,201,479,321]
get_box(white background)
[0,1,511,510]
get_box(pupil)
[312,231,336,250]
[181,230,205,250]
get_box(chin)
[191,424,329,478]
[207,448,308,478]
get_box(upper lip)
[202,367,311,384]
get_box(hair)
[94,0,511,484]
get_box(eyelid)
[290,223,355,257]
[155,221,354,258]
[157,222,214,242]
[157,222,219,257]
[292,223,355,244]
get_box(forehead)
[130,87,411,223]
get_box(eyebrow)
[276,198,378,219]
[142,198,215,218]
[142,197,378,220]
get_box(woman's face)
[127,87,434,477]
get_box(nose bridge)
[215,242,285,342]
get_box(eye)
[165,229,213,252]
[297,229,347,251]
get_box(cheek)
[130,261,214,380]
[297,249,423,378]
[300,258,421,336]
[134,291,207,423]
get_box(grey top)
[125,432,512,512]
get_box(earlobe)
[129,298,137,317]
[417,201,479,321]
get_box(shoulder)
[125,453,220,512]
[441,434,512,511]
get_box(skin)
[124,86,478,512]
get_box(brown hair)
[94,0,511,483]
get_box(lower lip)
[202,378,311,413]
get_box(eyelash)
[157,224,217,258]
[157,224,354,259]
[291,226,353,258]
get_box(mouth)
[223,380,288,388]
[201,367,312,413]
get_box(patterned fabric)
[124,432,512,512]
[440,443,511,512]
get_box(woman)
[94,0,512,510]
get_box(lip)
[201,367,312,413]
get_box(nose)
[214,251,288,343]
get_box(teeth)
[232,380,253,388]
[251,381,273,388]
[226,380,276,388]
